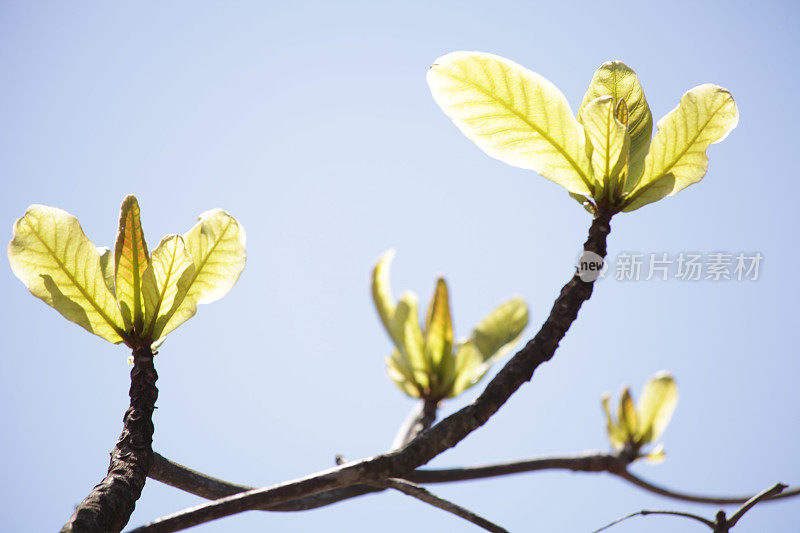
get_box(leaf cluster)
[8,195,246,348]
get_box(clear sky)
[1,1,799,532]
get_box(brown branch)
[405,452,624,484]
[63,346,158,533]
[613,469,800,505]
[726,483,788,528]
[149,448,800,514]
[593,483,789,533]
[127,210,614,533]
[379,478,509,533]
[592,509,717,532]
[390,398,439,450]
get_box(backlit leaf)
[624,84,738,211]
[392,292,428,389]
[602,393,625,450]
[448,340,484,397]
[619,387,638,440]
[428,51,593,195]
[386,350,422,398]
[372,250,398,344]
[114,195,149,333]
[472,297,529,362]
[636,372,678,444]
[141,235,195,342]
[579,61,652,185]
[98,247,116,297]
[424,277,453,369]
[158,209,246,339]
[8,205,125,343]
[579,96,629,199]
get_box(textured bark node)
[62,346,158,533]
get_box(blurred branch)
[613,470,799,505]
[391,399,439,450]
[593,509,716,532]
[726,483,788,528]
[126,211,613,532]
[377,478,509,533]
[593,483,788,533]
[150,450,800,513]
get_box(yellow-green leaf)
[424,277,453,369]
[372,249,398,343]
[579,61,652,184]
[448,340,484,397]
[602,393,625,450]
[472,297,529,363]
[624,84,738,211]
[98,247,116,297]
[141,235,195,342]
[158,209,246,339]
[386,350,422,398]
[636,372,678,444]
[428,51,593,195]
[392,292,428,389]
[114,195,149,333]
[8,205,126,343]
[579,96,629,199]
[614,98,629,128]
[619,387,638,440]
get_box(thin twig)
[593,483,789,533]
[726,482,787,527]
[128,212,613,532]
[378,478,509,533]
[613,469,800,505]
[592,509,716,533]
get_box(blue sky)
[1,1,799,531]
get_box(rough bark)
[62,346,158,533]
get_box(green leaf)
[472,297,529,362]
[614,98,629,128]
[601,393,625,450]
[141,235,195,342]
[448,340,485,397]
[114,195,149,333]
[386,350,422,398]
[624,84,739,211]
[636,372,678,445]
[428,51,593,195]
[392,292,428,389]
[8,205,126,344]
[158,209,247,339]
[619,387,638,440]
[579,96,629,200]
[372,249,398,343]
[98,247,116,297]
[424,277,453,370]
[579,61,652,185]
